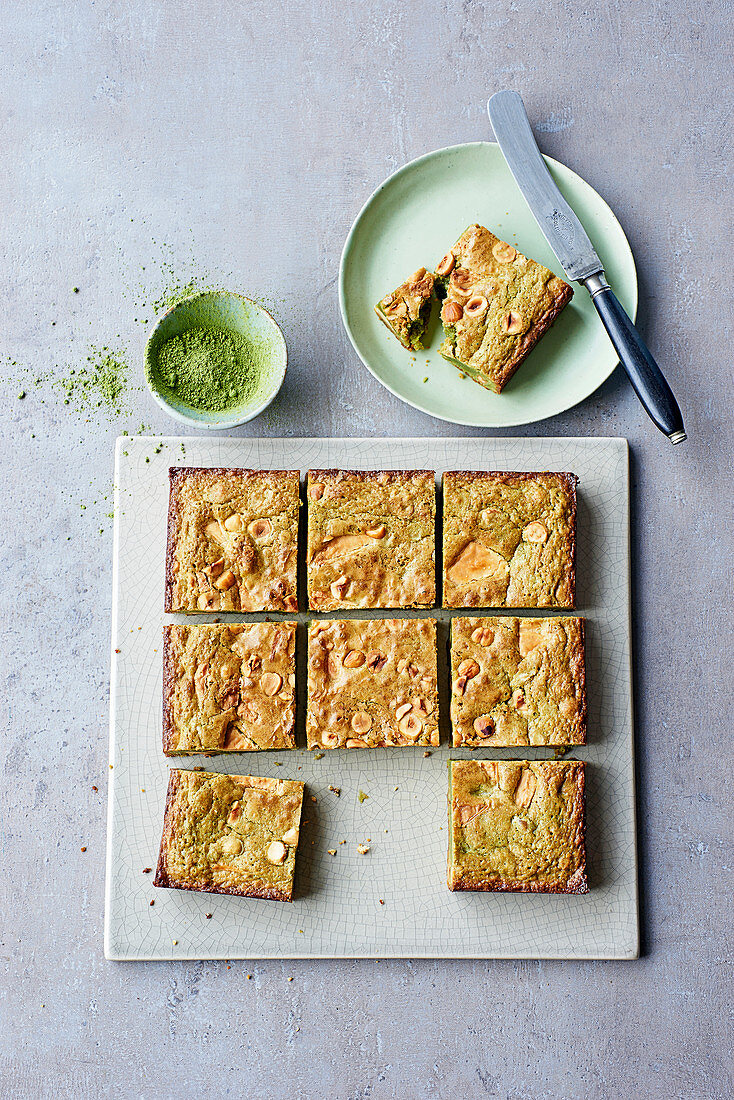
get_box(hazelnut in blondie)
[306,618,439,749]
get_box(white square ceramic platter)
[105,435,637,961]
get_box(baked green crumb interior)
[375,267,436,351]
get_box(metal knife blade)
[487,90,603,282]
[486,89,687,445]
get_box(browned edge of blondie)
[161,624,177,753]
[491,281,574,393]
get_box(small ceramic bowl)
[144,291,287,429]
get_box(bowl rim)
[144,290,288,430]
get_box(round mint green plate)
[339,142,637,427]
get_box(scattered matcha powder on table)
[54,346,130,416]
[157,327,267,412]
[152,277,207,317]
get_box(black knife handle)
[586,275,687,443]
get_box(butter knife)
[487,90,686,444]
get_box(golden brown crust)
[162,623,297,755]
[306,470,435,610]
[437,224,573,393]
[447,759,588,893]
[306,618,439,748]
[308,468,431,485]
[450,616,586,747]
[164,467,300,614]
[154,769,304,902]
[444,470,578,490]
[162,626,177,753]
[442,471,577,609]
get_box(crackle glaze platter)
[105,435,638,960]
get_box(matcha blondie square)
[436,224,573,392]
[154,769,304,902]
[162,622,296,755]
[450,617,586,747]
[165,467,299,614]
[306,617,439,749]
[442,471,577,608]
[447,759,588,893]
[306,469,435,610]
[374,267,436,351]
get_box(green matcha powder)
[157,327,266,412]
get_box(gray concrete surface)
[1,2,732,1097]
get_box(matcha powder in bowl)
[145,291,287,428]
